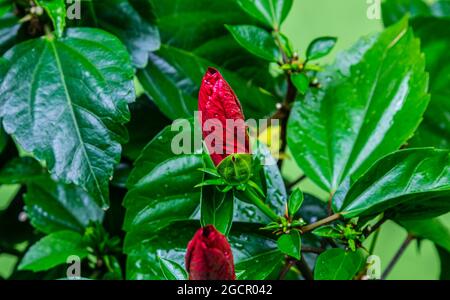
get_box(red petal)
[185,225,236,280]
[198,67,250,166]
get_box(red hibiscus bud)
[198,67,250,167]
[185,225,236,280]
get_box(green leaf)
[291,73,309,95]
[399,218,450,252]
[126,221,282,280]
[382,0,431,26]
[225,25,280,62]
[138,45,277,120]
[36,0,66,38]
[312,225,342,239]
[408,18,450,149]
[151,0,284,99]
[306,37,337,60]
[201,187,234,236]
[335,149,450,219]
[287,19,429,193]
[18,231,88,272]
[123,95,170,160]
[237,0,293,30]
[381,0,450,26]
[74,0,160,68]
[0,157,46,184]
[0,28,135,208]
[288,188,303,217]
[0,7,20,55]
[250,141,287,218]
[314,248,367,280]
[158,257,188,280]
[277,230,301,260]
[25,176,104,234]
[123,123,203,252]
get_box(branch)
[287,174,307,190]
[278,258,296,280]
[301,246,325,254]
[381,234,414,280]
[296,256,314,280]
[299,213,341,233]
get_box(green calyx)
[216,153,253,185]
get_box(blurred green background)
[283,0,449,280]
[1,0,448,280]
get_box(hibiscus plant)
[0,0,449,281]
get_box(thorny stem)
[299,213,341,233]
[381,234,414,280]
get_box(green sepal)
[217,153,253,185]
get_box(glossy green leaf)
[126,221,282,280]
[0,188,35,246]
[381,0,450,26]
[36,0,66,38]
[200,187,234,236]
[25,176,104,234]
[250,141,286,218]
[306,36,337,60]
[388,194,450,220]
[312,225,342,239]
[291,73,309,95]
[0,157,46,184]
[288,188,303,217]
[74,0,160,68]
[0,7,20,55]
[141,0,278,119]
[18,231,87,272]
[382,0,431,26]
[408,17,450,149]
[314,248,367,280]
[287,19,429,193]
[335,149,450,219]
[236,0,293,29]
[123,95,170,160]
[123,123,203,252]
[159,257,188,280]
[277,230,301,260]
[226,25,280,62]
[138,45,277,120]
[399,218,450,252]
[0,28,135,208]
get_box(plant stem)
[296,255,314,280]
[299,213,341,233]
[381,234,414,280]
[365,215,388,237]
[278,258,295,280]
[301,246,324,254]
[368,228,381,255]
[243,187,279,221]
[287,174,307,190]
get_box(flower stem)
[243,187,279,221]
